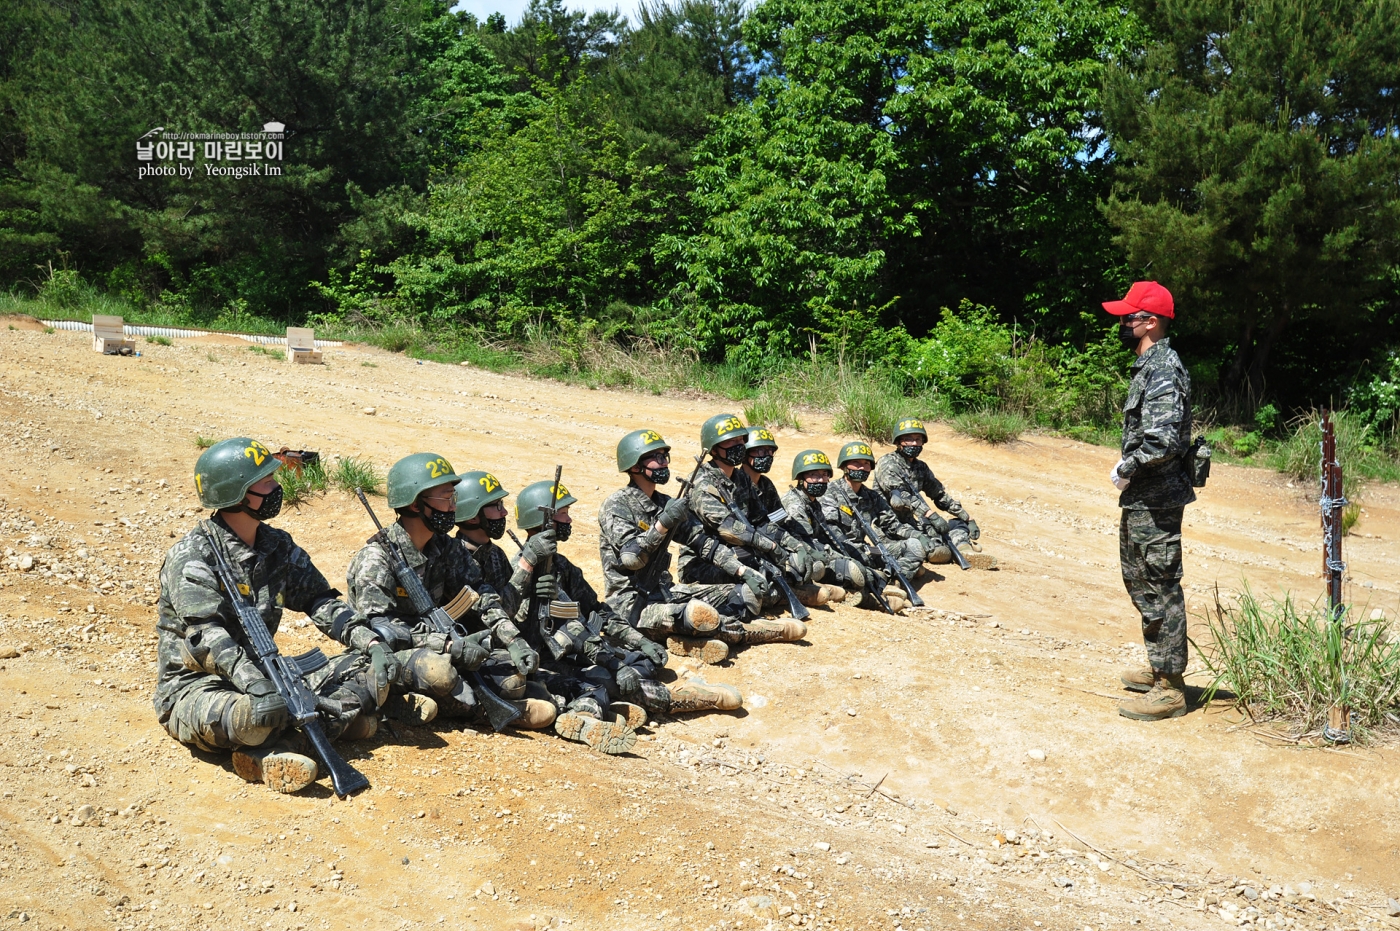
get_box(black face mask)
[241,484,283,521]
[748,454,774,474]
[718,444,747,467]
[553,520,572,543]
[1118,325,1141,350]
[897,444,923,460]
[482,515,507,539]
[845,468,870,484]
[802,480,828,499]
[420,502,457,535]
[646,466,671,485]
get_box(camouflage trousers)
[1120,507,1187,675]
[608,582,757,636]
[162,652,376,753]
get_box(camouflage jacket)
[509,549,649,664]
[599,483,740,623]
[822,478,917,551]
[1119,338,1196,510]
[345,521,516,648]
[745,470,813,557]
[154,517,374,720]
[460,535,519,619]
[873,452,966,525]
[780,488,849,561]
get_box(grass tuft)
[247,344,285,361]
[146,335,172,346]
[832,377,905,444]
[194,436,216,449]
[744,389,801,431]
[1195,585,1400,738]
[277,459,328,508]
[950,409,1028,444]
[329,455,383,495]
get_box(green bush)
[950,409,1028,444]
[1270,409,1400,484]
[329,456,383,495]
[831,372,908,443]
[277,459,328,508]
[1196,585,1400,736]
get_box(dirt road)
[2,320,1397,931]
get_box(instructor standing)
[1104,281,1195,722]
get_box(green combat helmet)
[387,453,462,508]
[455,471,509,522]
[515,480,579,531]
[700,413,747,452]
[747,427,778,451]
[836,441,876,468]
[616,429,671,472]
[791,449,834,480]
[194,437,281,509]
[893,418,928,443]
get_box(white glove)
[1110,461,1131,491]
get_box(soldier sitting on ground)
[781,449,912,613]
[345,453,554,732]
[510,479,742,753]
[155,438,391,794]
[740,427,840,608]
[599,428,804,665]
[454,470,517,617]
[823,441,932,584]
[873,418,996,570]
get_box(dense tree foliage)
[2,0,1398,415]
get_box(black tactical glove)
[452,629,491,671]
[507,639,539,676]
[966,518,980,541]
[658,496,689,531]
[519,529,556,568]
[751,531,782,557]
[534,573,557,602]
[615,665,643,695]
[784,547,813,582]
[737,565,768,600]
[246,678,288,730]
[926,512,952,535]
[638,639,668,666]
[368,643,400,696]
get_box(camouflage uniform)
[156,518,379,752]
[461,535,519,619]
[1118,338,1195,675]
[781,487,884,596]
[509,550,674,713]
[599,483,759,639]
[748,472,826,585]
[822,478,929,579]
[345,522,516,713]
[873,452,973,549]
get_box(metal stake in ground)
[1319,410,1352,744]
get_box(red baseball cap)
[1102,281,1174,319]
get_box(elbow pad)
[619,540,650,572]
[717,516,755,547]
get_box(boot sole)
[232,749,318,793]
[666,636,730,665]
[555,713,638,754]
[608,701,649,729]
[1117,703,1188,722]
[964,553,998,570]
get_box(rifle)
[805,500,893,613]
[699,466,809,620]
[842,493,924,607]
[911,491,971,571]
[1320,411,1347,624]
[633,450,708,593]
[521,466,566,660]
[199,523,369,797]
[354,489,521,732]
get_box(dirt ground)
[2,319,1398,931]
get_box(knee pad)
[498,673,527,701]
[226,694,275,748]
[405,648,460,696]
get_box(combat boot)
[667,678,743,713]
[736,618,806,645]
[821,584,848,603]
[383,691,440,725]
[609,701,649,729]
[959,547,998,570]
[232,742,319,794]
[666,636,730,665]
[880,585,909,613]
[554,712,637,755]
[796,584,830,608]
[518,698,557,730]
[1118,672,1187,721]
[340,712,379,742]
[1119,667,1154,693]
[682,599,722,634]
